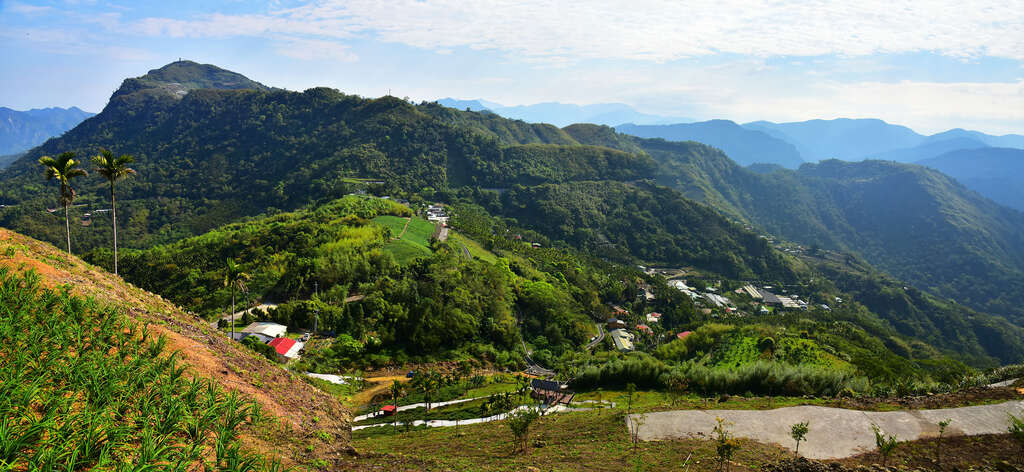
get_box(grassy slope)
[373,215,435,264]
[0,228,355,470]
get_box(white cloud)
[4,1,53,15]
[125,0,1024,62]
[274,38,357,62]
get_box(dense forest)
[560,124,1024,326]
[4,60,1024,379]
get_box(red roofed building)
[267,337,303,360]
[380,405,397,416]
[677,331,693,340]
[636,324,654,335]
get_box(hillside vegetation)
[0,227,353,470]
[562,124,1024,327]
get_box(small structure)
[606,317,626,330]
[636,324,654,335]
[676,331,693,340]
[267,337,303,361]
[380,405,397,416]
[646,312,662,323]
[530,379,574,405]
[241,321,287,338]
[610,329,635,351]
[740,284,763,300]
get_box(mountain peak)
[108,60,270,105]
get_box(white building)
[240,322,287,338]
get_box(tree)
[39,152,87,255]
[789,421,809,457]
[935,418,951,467]
[628,414,646,451]
[507,407,539,453]
[872,424,899,467]
[91,149,136,276]
[224,258,250,340]
[623,383,638,416]
[389,380,405,435]
[1010,413,1024,463]
[713,417,739,472]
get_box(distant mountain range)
[745,119,1024,163]
[0,106,94,157]
[616,121,804,168]
[918,147,1024,212]
[439,99,1023,170]
[436,98,692,127]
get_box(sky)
[2,0,1023,135]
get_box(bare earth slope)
[0,227,353,468]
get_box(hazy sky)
[2,0,1023,134]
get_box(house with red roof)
[267,337,303,361]
[676,331,693,340]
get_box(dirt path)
[630,400,1024,460]
[395,217,412,240]
[351,375,412,406]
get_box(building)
[636,324,653,335]
[241,322,287,338]
[646,312,662,323]
[610,329,635,351]
[380,405,397,416]
[267,337,303,361]
[606,317,626,330]
[740,284,763,300]
[530,378,574,405]
[676,331,693,340]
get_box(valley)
[2,60,1024,471]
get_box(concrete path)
[209,303,278,328]
[353,404,589,431]
[352,395,491,422]
[629,400,1024,460]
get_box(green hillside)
[563,124,1024,327]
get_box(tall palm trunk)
[110,182,119,275]
[231,287,236,340]
[63,200,71,255]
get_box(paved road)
[585,323,605,350]
[629,400,1024,460]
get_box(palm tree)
[389,380,404,434]
[39,152,87,255]
[92,149,136,276]
[224,258,250,340]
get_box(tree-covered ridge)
[0,70,795,286]
[563,124,1024,326]
[97,195,607,366]
[483,181,799,282]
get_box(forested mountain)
[0,106,94,157]
[918,147,1024,211]
[563,124,1024,326]
[5,61,1024,368]
[437,98,692,127]
[0,62,787,283]
[616,121,804,168]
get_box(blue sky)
[2,0,1022,135]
